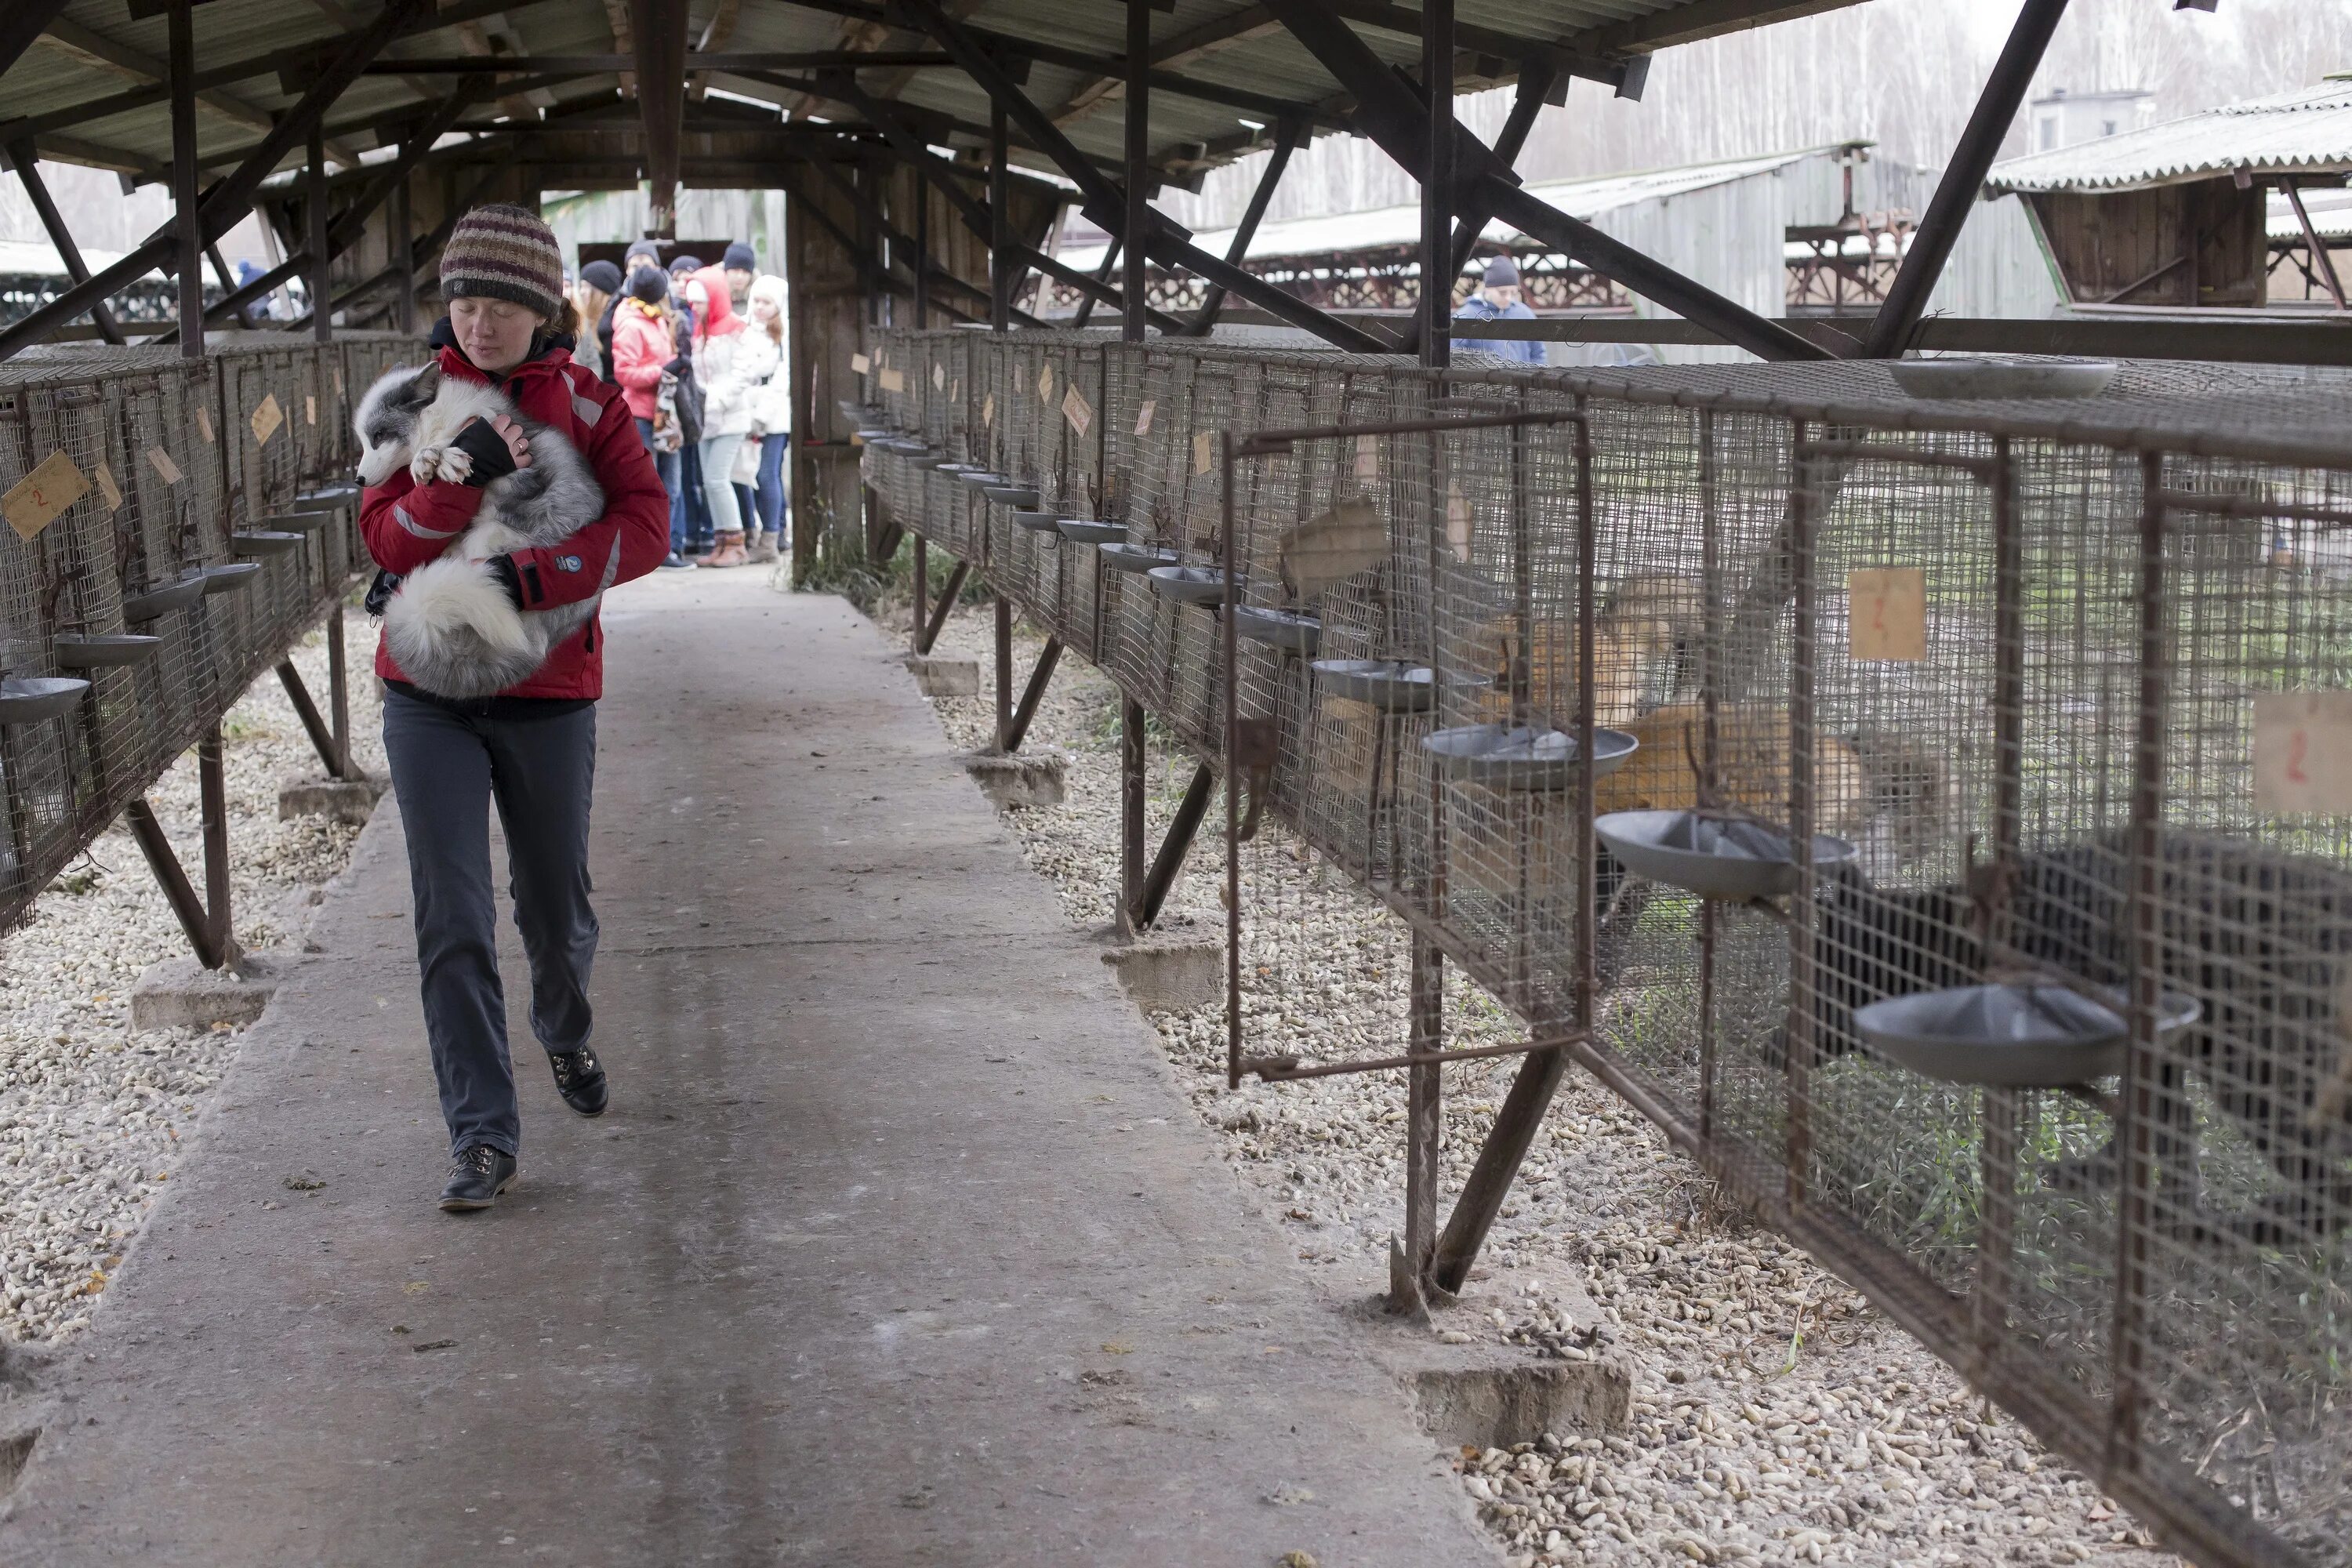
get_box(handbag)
[731,437,761,485]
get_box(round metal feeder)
[54,633,162,670]
[1595,809,1857,901]
[1422,723,1638,790]
[1146,564,1229,604]
[120,575,208,622]
[286,484,360,514]
[0,676,90,725]
[1310,659,1439,712]
[953,468,1006,489]
[1889,358,2117,401]
[1232,605,1321,654]
[1855,983,2200,1088]
[198,562,263,595]
[854,428,893,444]
[983,485,1041,509]
[1057,519,1125,546]
[1011,510,1063,533]
[935,462,987,476]
[230,530,304,557]
[256,511,327,535]
[1099,543,1178,575]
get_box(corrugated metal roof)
[1057,144,1848,271]
[1986,78,2352,194]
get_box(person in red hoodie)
[358,204,670,1213]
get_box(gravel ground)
[896,593,2180,1568]
[0,617,384,1348]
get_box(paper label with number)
[194,405,213,443]
[932,363,945,390]
[251,394,284,446]
[305,394,318,426]
[93,462,122,513]
[147,446,183,484]
[1355,434,1378,485]
[2256,692,2352,813]
[1134,398,1156,437]
[1062,386,1092,439]
[1446,483,1473,561]
[982,392,995,426]
[1036,363,1054,401]
[878,366,905,394]
[850,352,871,375]
[2,451,88,542]
[1193,431,1213,474]
[1847,568,1925,661]
[333,368,344,396]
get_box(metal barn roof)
[1985,78,2352,195]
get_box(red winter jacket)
[608,297,677,422]
[358,337,670,700]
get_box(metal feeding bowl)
[230,530,304,557]
[257,511,328,535]
[1232,606,1321,653]
[286,484,361,515]
[1422,723,1638,790]
[120,575,207,622]
[1312,659,1439,713]
[1146,564,1229,604]
[1011,509,1063,534]
[1889,358,2117,401]
[1855,982,2201,1088]
[1099,543,1178,575]
[198,562,262,595]
[983,485,1041,509]
[0,676,89,725]
[1058,519,1126,546]
[954,470,1007,491]
[54,633,162,670]
[1596,809,1857,901]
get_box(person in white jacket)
[684,263,771,568]
[744,274,790,564]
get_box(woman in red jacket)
[358,205,670,1213]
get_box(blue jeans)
[755,432,788,539]
[636,416,684,555]
[383,687,600,1159]
[680,441,713,549]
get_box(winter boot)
[747,529,780,564]
[703,530,750,568]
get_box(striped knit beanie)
[439,204,566,321]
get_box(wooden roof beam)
[629,0,688,234]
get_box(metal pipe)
[912,533,929,655]
[1004,637,1062,753]
[1121,696,1146,937]
[199,723,234,969]
[327,603,350,779]
[393,150,416,336]
[993,593,1013,753]
[989,105,1010,332]
[917,559,970,654]
[168,0,202,358]
[125,799,222,970]
[308,121,333,343]
[1420,0,1454,372]
[1123,0,1150,346]
[276,659,343,779]
[1397,931,1443,1311]
[1862,0,2071,357]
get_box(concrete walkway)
[1,571,1495,1566]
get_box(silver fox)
[353,362,605,699]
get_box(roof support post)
[1860,0,2070,358]
[913,161,931,328]
[1123,0,1151,344]
[1400,60,1551,356]
[629,0,686,237]
[1420,0,1453,372]
[2281,180,2347,311]
[169,0,204,358]
[989,103,1011,332]
[394,147,416,333]
[1072,238,1118,328]
[307,120,333,343]
[1184,119,1296,336]
[3,142,125,345]
[894,0,1385,354]
[1263,0,1827,361]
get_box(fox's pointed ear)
[407,363,440,401]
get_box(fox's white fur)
[353,362,605,699]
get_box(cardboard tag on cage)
[2,451,87,542]
[2255,692,2352,815]
[1445,482,1473,561]
[1036,362,1054,401]
[194,405,213,443]
[850,352,871,375]
[92,462,122,514]
[932,362,945,391]
[304,394,317,426]
[877,366,905,394]
[982,392,995,426]
[1355,434,1378,485]
[1193,430,1213,474]
[251,394,284,447]
[1134,398,1156,437]
[950,379,960,402]
[1847,568,1925,661]
[147,446,183,485]
[1062,385,1092,439]
[333,368,344,396]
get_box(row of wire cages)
[1204,354,2352,1568]
[0,334,392,935]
